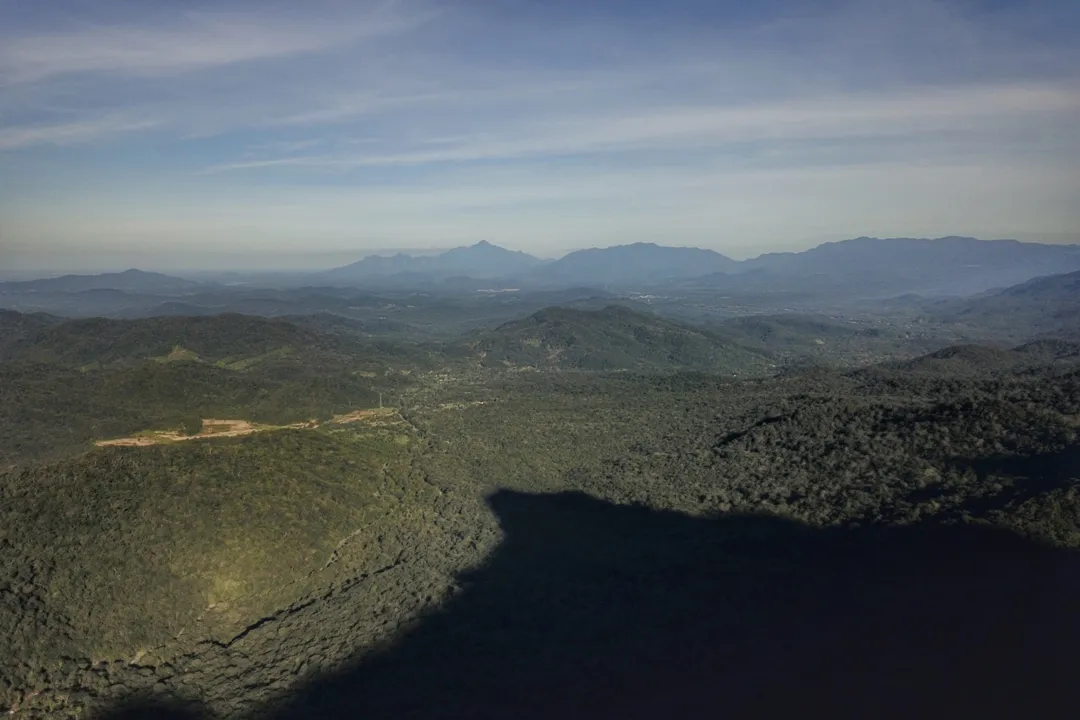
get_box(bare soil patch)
[94,411,383,448]
[331,408,394,424]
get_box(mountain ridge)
[933,269,1080,339]
[0,312,358,367]
[323,241,545,282]
[6,237,1080,304]
[474,304,772,373]
[0,268,203,294]
[524,242,739,287]
[8,236,1080,292]
[739,236,1080,295]
[319,236,1080,292]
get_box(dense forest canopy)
[1,255,1078,718]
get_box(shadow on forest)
[896,446,1080,517]
[97,489,1080,719]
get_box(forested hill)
[6,343,1080,718]
[853,340,1080,380]
[0,312,363,367]
[474,305,773,373]
[939,270,1080,339]
[0,310,64,357]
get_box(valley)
[1,237,1078,719]
[5,0,1079,712]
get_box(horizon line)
[5,234,1080,279]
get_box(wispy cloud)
[0,1,435,148]
[267,91,448,128]
[0,3,429,84]
[0,115,157,150]
[2,0,1079,268]
[202,83,1080,172]
[244,138,327,154]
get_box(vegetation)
[930,270,1080,340]
[179,416,204,436]
[0,313,360,367]
[0,359,410,464]
[0,312,441,464]
[0,427,425,706]
[473,305,773,373]
[1,293,1079,717]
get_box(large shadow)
[96,489,1080,719]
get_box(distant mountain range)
[323,241,545,282]
[317,236,1080,295]
[1,268,203,294]
[4,238,1079,318]
[523,243,738,287]
[737,236,1080,295]
[321,240,740,287]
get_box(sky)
[1,0,1078,272]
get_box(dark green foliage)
[0,430,417,707]
[19,359,1074,719]
[0,310,439,372]
[0,313,433,464]
[0,310,64,358]
[281,311,414,338]
[869,341,1080,379]
[0,313,345,367]
[1013,338,1080,361]
[0,359,403,464]
[474,305,773,373]
[3,306,1080,717]
[179,416,204,436]
[404,364,1080,530]
[709,313,948,367]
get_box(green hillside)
[936,270,1080,340]
[475,305,773,373]
[2,305,1080,718]
[0,427,420,703]
[0,359,415,464]
[0,313,354,368]
[869,341,1080,379]
[0,310,64,357]
[714,313,947,366]
[4,351,1076,718]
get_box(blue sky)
[1,0,1078,271]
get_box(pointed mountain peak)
[325,240,543,281]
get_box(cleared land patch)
[152,346,199,363]
[95,408,396,447]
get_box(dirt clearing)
[94,410,389,448]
